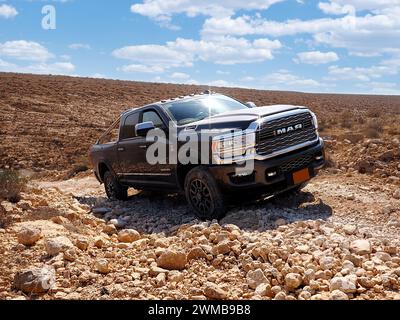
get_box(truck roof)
[122,91,219,115]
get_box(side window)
[120,112,139,140]
[142,110,164,128]
[98,120,120,144]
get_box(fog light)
[267,171,277,177]
[233,171,252,178]
[315,156,324,161]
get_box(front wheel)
[103,171,128,201]
[184,167,226,220]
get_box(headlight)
[212,132,256,160]
[311,112,319,129]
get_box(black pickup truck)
[89,92,325,219]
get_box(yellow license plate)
[293,168,310,184]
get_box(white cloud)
[0,40,53,61]
[201,4,400,57]
[356,81,400,95]
[0,40,75,75]
[113,36,282,72]
[131,0,284,28]
[318,2,355,15]
[295,51,339,64]
[119,64,166,73]
[26,62,75,74]
[0,60,75,75]
[170,72,190,79]
[150,75,199,85]
[263,70,325,91]
[113,44,192,69]
[68,43,91,50]
[185,79,199,85]
[208,79,231,87]
[327,61,399,82]
[91,73,107,79]
[0,58,16,68]
[0,4,18,19]
[319,0,400,13]
[171,37,282,64]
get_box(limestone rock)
[246,269,269,290]
[17,226,41,246]
[75,237,89,251]
[102,224,117,235]
[350,239,371,255]
[45,236,74,256]
[96,259,110,274]
[330,290,349,300]
[118,229,140,243]
[203,282,228,300]
[343,224,357,235]
[157,250,187,270]
[187,247,207,260]
[13,266,55,294]
[285,273,303,290]
[330,277,357,293]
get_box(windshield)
[162,95,249,126]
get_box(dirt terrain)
[0,72,399,300]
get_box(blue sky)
[0,0,399,94]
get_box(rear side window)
[120,112,139,140]
[142,110,164,128]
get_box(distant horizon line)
[0,71,399,97]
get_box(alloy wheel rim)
[106,177,116,197]
[189,179,212,215]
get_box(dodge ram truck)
[89,92,325,219]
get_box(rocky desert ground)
[0,72,399,300]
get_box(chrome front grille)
[257,111,317,156]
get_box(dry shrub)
[357,117,366,125]
[364,128,380,138]
[324,151,337,168]
[366,109,382,118]
[387,117,400,135]
[0,205,10,228]
[66,164,89,179]
[340,111,354,129]
[65,154,91,179]
[319,119,327,132]
[387,127,400,136]
[341,118,353,129]
[364,120,384,138]
[0,169,27,203]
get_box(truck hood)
[181,105,308,132]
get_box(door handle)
[117,147,125,152]
[139,145,147,149]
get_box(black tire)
[184,166,226,220]
[103,171,128,201]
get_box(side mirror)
[245,101,257,108]
[135,121,155,137]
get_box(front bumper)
[208,138,325,192]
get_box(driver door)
[118,108,174,187]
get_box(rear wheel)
[103,171,128,201]
[184,167,226,220]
